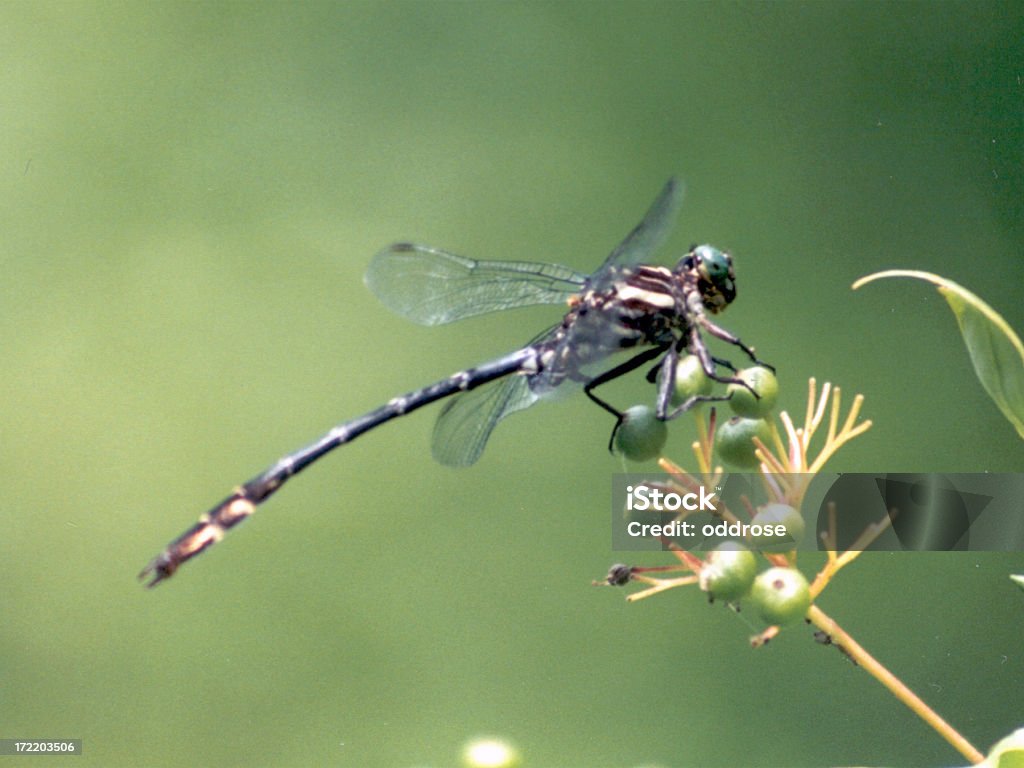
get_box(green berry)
[700,542,757,602]
[749,503,805,552]
[661,354,713,406]
[728,366,779,419]
[715,416,771,468]
[750,567,811,626]
[614,405,668,462]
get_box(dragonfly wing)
[430,373,539,467]
[594,177,684,279]
[365,243,587,326]
[430,325,558,466]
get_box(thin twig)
[806,605,984,765]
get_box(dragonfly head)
[680,244,737,313]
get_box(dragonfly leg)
[583,344,670,418]
[649,351,737,380]
[697,316,775,372]
[688,326,745,384]
[655,342,733,421]
[579,345,670,452]
[653,343,680,417]
[710,355,739,373]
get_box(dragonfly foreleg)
[710,355,739,373]
[687,324,757,397]
[696,315,775,373]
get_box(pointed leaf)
[854,270,1024,439]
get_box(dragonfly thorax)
[528,263,693,395]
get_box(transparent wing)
[431,374,538,467]
[593,177,684,283]
[365,243,587,326]
[430,326,558,466]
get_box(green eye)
[694,244,730,281]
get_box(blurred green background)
[1,2,1022,766]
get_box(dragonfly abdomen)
[139,347,539,587]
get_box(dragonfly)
[140,178,770,587]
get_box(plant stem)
[805,604,985,764]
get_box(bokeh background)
[2,2,1022,766]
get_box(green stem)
[806,604,984,764]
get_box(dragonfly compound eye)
[694,245,732,283]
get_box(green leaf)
[854,270,1024,439]
[984,728,1024,768]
